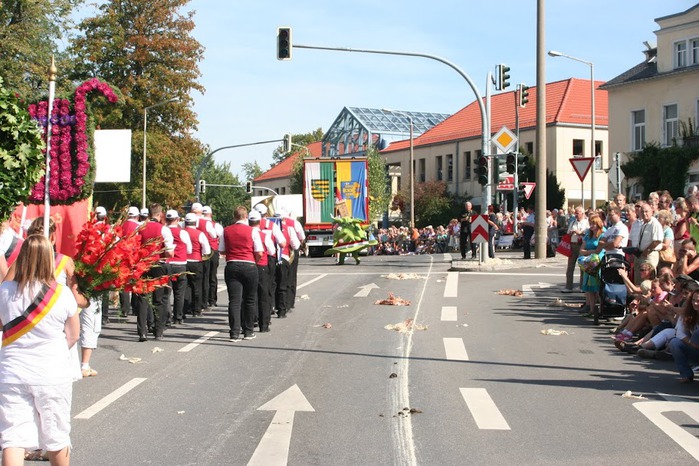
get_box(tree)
[242,161,263,183]
[410,181,464,228]
[366,147,390,221]
[518,158,565,210]
[67,0,205,208]
[0,0,82,101]
[199,159,248,226]
[622,142,699,198]
[271,128,323,165]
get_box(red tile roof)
[381,78,608,152]
[254,141,323,182]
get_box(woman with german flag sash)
[0,234,80,466]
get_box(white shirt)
[0,228,18,256]
[601,220,629,255]
[637,217,663,252]
[0,281,78,385]
[567,217,589,243]
[629,219,643,247]
[218,221,264,255]
[160,224,175,253]
[257,227,276,256]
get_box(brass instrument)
[253,195,276,218]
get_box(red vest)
[168,226,188,264]
[184,227,203,261]
[197,218,218,251]
[140,221,165,258]
[279,220,291,258]
[223,223,255,262]
[121,219,141,237]
[256,229,270,266]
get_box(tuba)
[253,195,276,218]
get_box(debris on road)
[119,354,142,364]
[497,289,523,297]
[397,407,423,417]
[313,323,332,329]
[547,298,564,307]
[389,373,398,378]
[461,324,469,328]
[177,411,185,415]
[298,294,310,300]
[337,304,349,308]
[540,329,570,336]
[152,347,164,353]
[385,318,427,333]
[621,390,648,400]
[382,273,425,280]
[375,293,411,306]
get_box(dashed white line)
[297,274,328,290]
[442,253,452,262]
[178,331,219,353]
[75,378,147,420]
[441,306,457,321]
[460,388,510,430]
[444,272,458,298]
[443,338,469,360]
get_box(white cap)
[248,210,261,222]
[95,206,107,216]
[191,202,203,212]
[277,205,289,217]
[253,203,268,215]
[140,208,150,217]
[202,205,212,214]
[165,210,179,220]
[127,206,140,217]
[184,213,197,224]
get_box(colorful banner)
[335,161,368,221]
[13,199,89,257]
[304,162,335,224]
[350,161,367,220]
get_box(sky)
[182,0,697,178]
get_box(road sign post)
[570,157,595,209]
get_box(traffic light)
[282,133,292,152]
[475,155,488,186]
[517,153,529,180]
[496,155,509,182]
[245,181,253,194]
[496,64,510,91]
[198,179,206,194]
[519,83,530,108]
[277,27,292,60]
[506,153,516,174]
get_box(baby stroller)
[596,253,630,325]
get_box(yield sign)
[569,157,595,182]
[470,215,489,244]
[521,182,536,200]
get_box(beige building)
[381,78,609,210]
[601,3,699,197]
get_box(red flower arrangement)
[72,216,173,297]
[27,78,119,204]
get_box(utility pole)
[535,0,548,259]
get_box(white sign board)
[251,194,303,219]
[94,129,132,182]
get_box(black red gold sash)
[4,236,22,267]
[54,254,69,279]
[2,283,63,346]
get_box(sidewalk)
[449,248,567,271]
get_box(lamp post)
[383,109,414,228]
[548,50,596,208]
[142,97,179,208]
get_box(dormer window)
[674,38,699,68]
[675,40,687,68]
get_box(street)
[70,254,699,465]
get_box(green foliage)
[366,147,390,221]
[0,77,45,223]
[411,181,465,227]
[621,143,699,198]
[271,128,323,165]
[199,159,248,226]
[242,161,263,182]
[518,158,565,210]
[289,155,304,195]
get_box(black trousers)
[119,290,131,316]
[288,251,300,308]
[201,257,210,309]
[267,256,277,309]
[186,261,204,315]
[137,264,167,338]
[225,261,258,338]
[257,264,271,331]
[275,259,290,317]
[523,225,535,259]
[459,228,476,258]
[208,250,220,306]
[169,263,187,321]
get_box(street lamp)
[142,96,179,208]
[383,109,415,228]
[548,50,596,208]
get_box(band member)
[280,206,305,311]
[95,207,111,325]
[274,209,301,318]
[183,213,210,318]
[253,204,286,313]
[165,210,192,325]
[119,206,142,318]
[249,210,275,332]
[202,205,222,307]
[219,206,264,341]
[191,203,217,311]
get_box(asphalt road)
[68,253,699,465]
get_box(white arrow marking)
[460,388,510,430]
[634,401,699,461]
[354,283,379,297]
[248,385,315,466]
[521,282,556,297]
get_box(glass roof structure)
[322,107,450,158]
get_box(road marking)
[444,272,458,298]
[248,384,315,466]
[75,378,147,420]
[459,272,565,277]
[178,331,219,353]
[442,253,451,262]
[217,283,227,293]
[354,283,379,297]
[444,338,468,360]
[459,388,510,430]
[634,401,699,461]
[297,274,327,290]
[441,306,457,321]
[521,282,555,297]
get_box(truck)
[302,157,370,257]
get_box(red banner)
[13,200,89,257]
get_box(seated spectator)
[668,288,699,383]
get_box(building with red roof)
[381,78,609,209]
[252,141,323,196]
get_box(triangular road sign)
[569,157,595,182]
[521,182,536,200]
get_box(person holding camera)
[674,238,699,280]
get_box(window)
[436,156,443,181]
[632,110,645,151]
[419,158,426,182]
[573,139,584,156]
[693,39,699,65]
[525,142,534,155]
[446,154,453,182]
[594,140,603,169]
[675,41,687,68]
[280,187,286,194]
[464,151,471,180]
[663,104,679,146]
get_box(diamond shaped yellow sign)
[492,126,517,153]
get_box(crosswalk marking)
[460,388,510,430]
[75,378,147,420]
[444,272,458,298]
[442,253,452,262]
[441,306,457,321]
[178,331,219,353]
[443,338,468,361]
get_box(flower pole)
[43,57,57,238]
